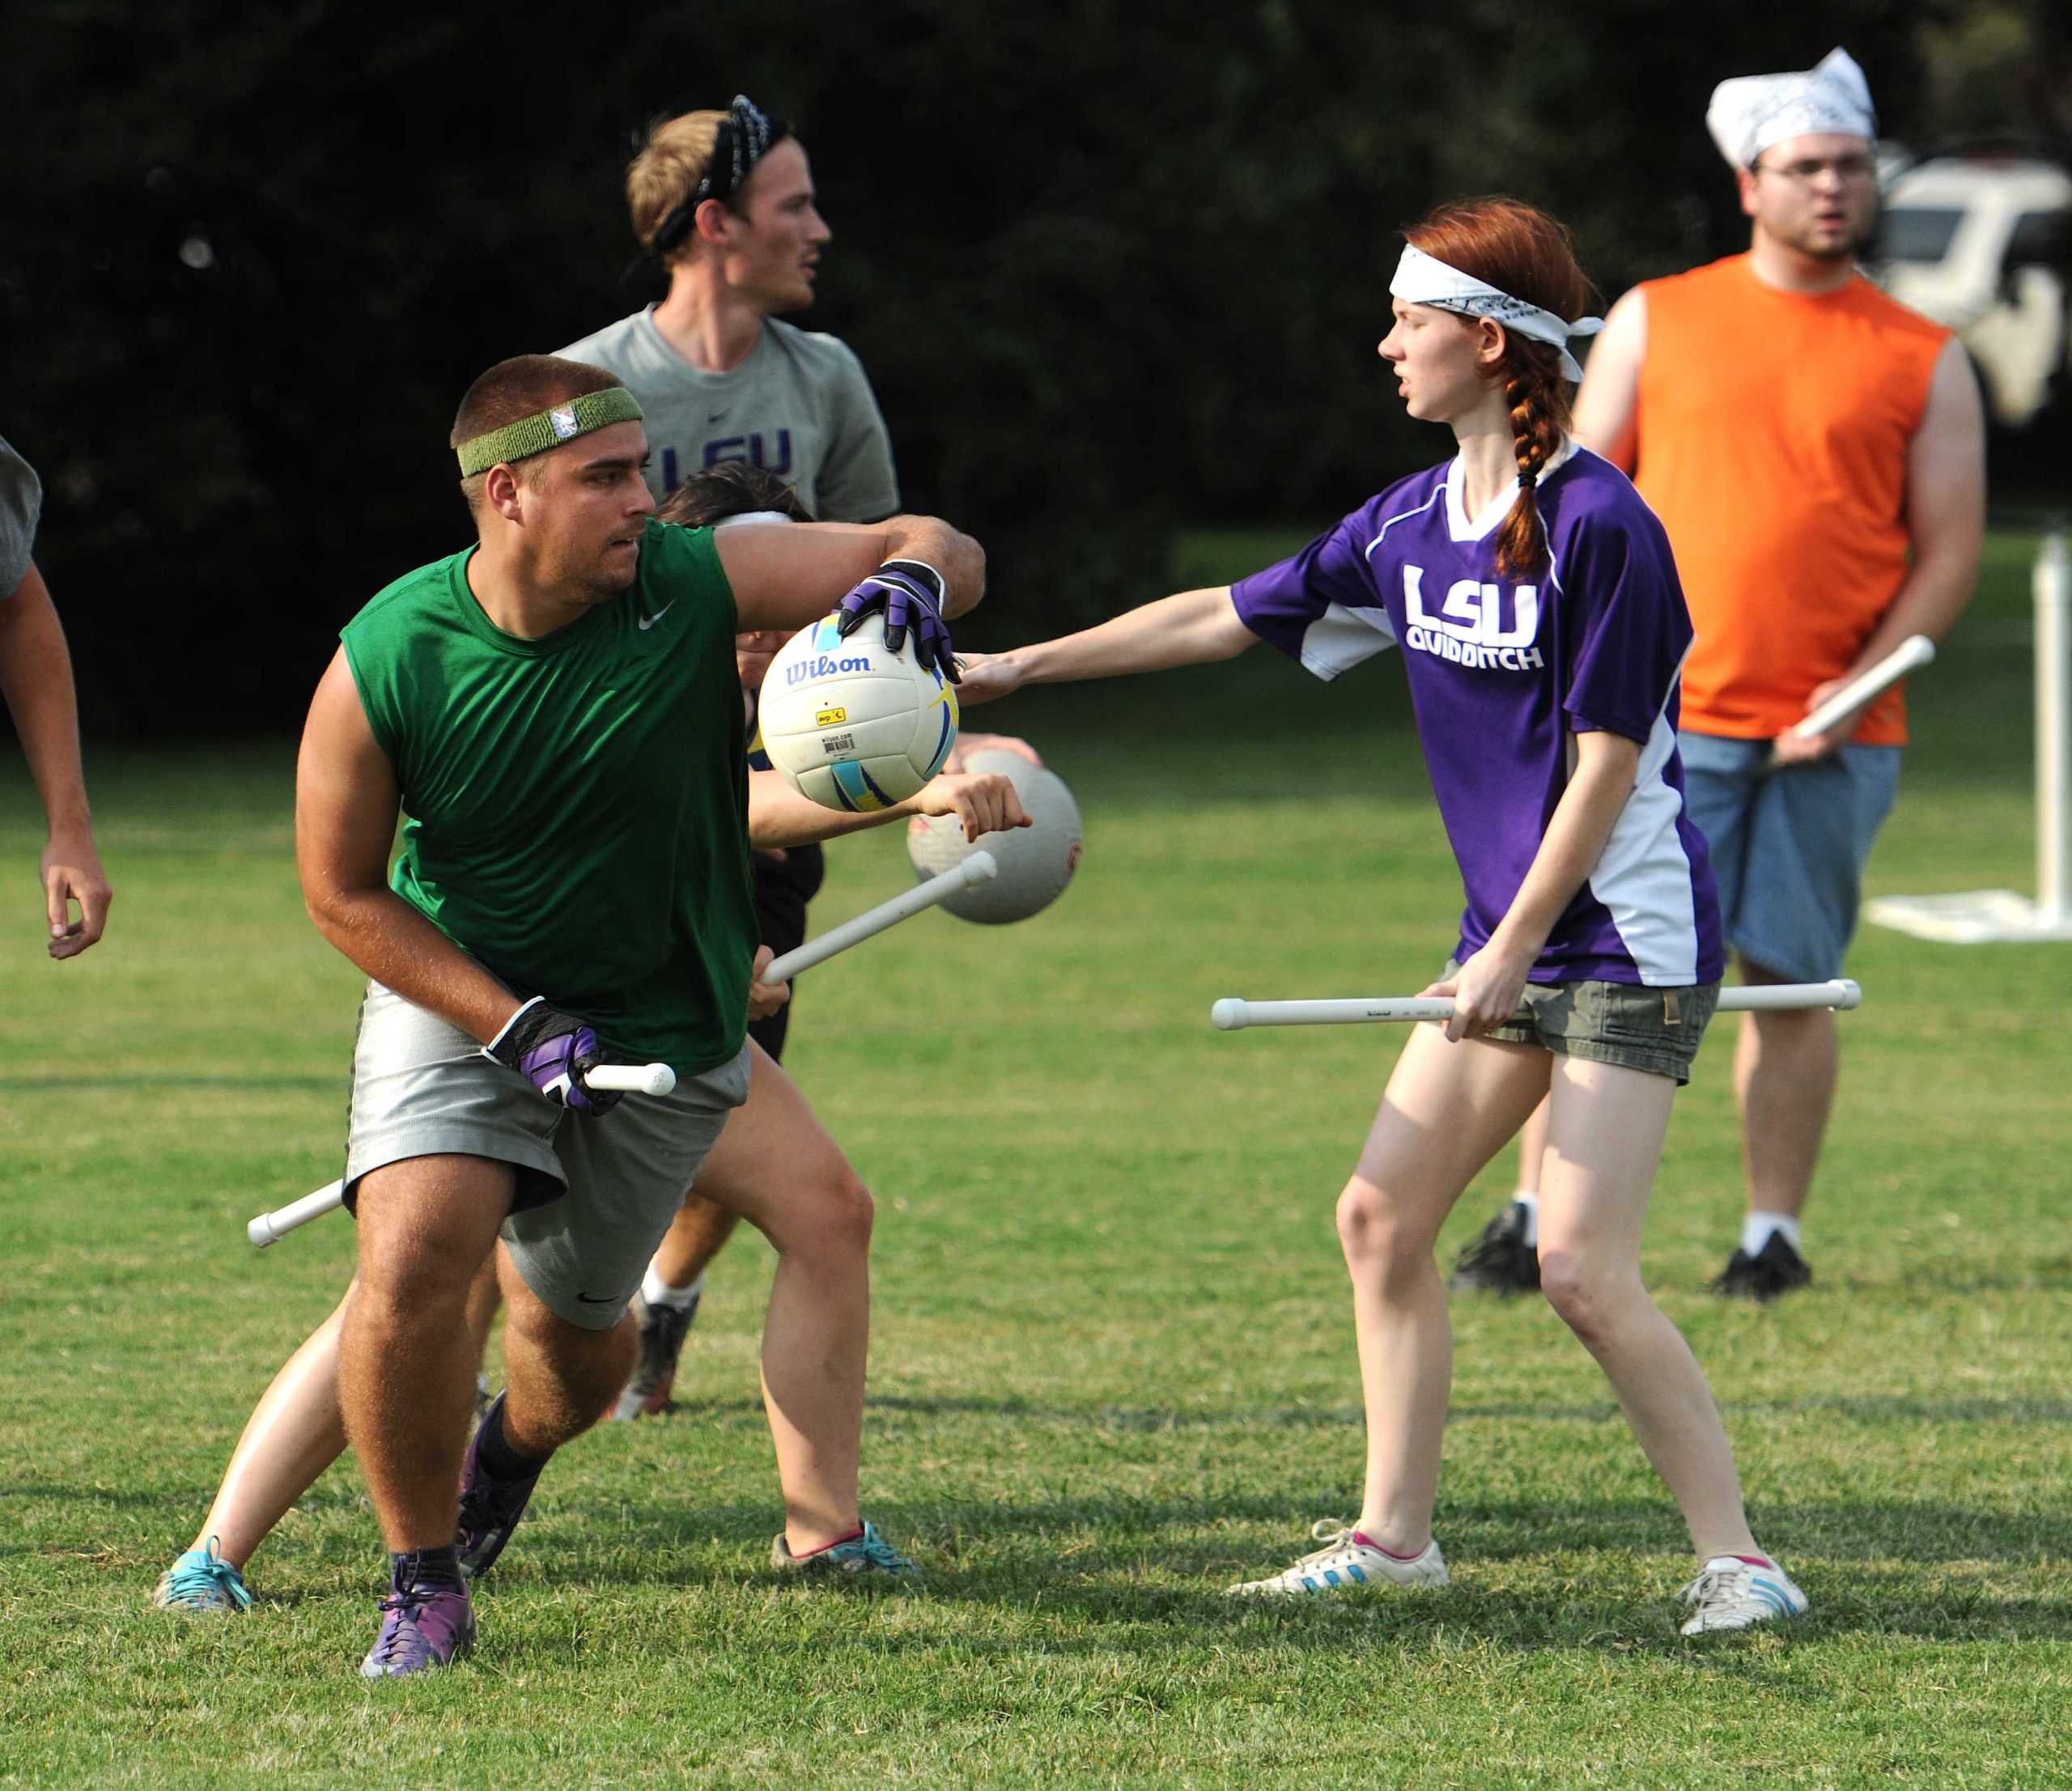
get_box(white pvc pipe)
[1211,978,1862,1031]
[583,1063,677,1097]
[253,858,999,1249]
[1792,634,1936,739]
[762,850,996,984]
[247,1059,676,1246]
[246,1181,346,1248]
[2036,530,2067,923]
[1761,635,1936,775]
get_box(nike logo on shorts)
[575,1291,629,1305]
[639,603,675,631]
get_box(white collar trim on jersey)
[1445,437,1582,542]
[1391,246,1603,382]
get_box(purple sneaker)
[358,1578,474,1679]
[455,1392,542,1581]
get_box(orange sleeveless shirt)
[1634,255,1948,744]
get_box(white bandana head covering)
[1705,47,1876,171]
[1389,244,1603,383]
[711,509,795,528]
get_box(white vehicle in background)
[1871,153,2072,431]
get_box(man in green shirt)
[304,352,982,1677]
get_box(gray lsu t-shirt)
[555,310,899,522]
[0,433,43,596]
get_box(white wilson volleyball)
[906,748,1083,923]
[758,611,959,812]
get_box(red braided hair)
[1403,199,1594,579]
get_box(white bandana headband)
[1389,244,1603,383]
[1705,46,1875,171]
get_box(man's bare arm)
[295,648,524,1043]
[1775,339,1985,761]
[714,515,985,632]
[0,559,111,957]
[1572,287,1647,473]
[1874,337,1985,654]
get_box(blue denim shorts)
[1678,731,1901,983]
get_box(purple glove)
[835,559,958,681]
[482,997,622,1115]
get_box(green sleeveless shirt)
[340,519,754,1072]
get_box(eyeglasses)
[1751,154,1878,186]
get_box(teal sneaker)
[152,1537,253,1614]
[771,1520,919,1582]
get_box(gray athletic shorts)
[342,983,750,1331]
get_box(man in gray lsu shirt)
[558,95,898,523]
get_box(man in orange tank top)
[1451,49,1984,1304]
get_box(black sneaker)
[1709,1233,1813,1302]
[1449,1203,1540,1294]
[610,1290,698,1421]
[455,1394,543,1581]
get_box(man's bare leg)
[690,1042,873,1555]
[494,1246,639,1454]
[1732,956,1837,1224]
[342,1154,512,1550]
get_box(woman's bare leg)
[1344,1027,1553,1549]
[1535,1055,1757,1560]
[688,1042,875,1555]
[185,1257,503,1571]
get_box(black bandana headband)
[647,95,792,261]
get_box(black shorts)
[749,844,824,1063]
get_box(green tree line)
[3,0,2058,734]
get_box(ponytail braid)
[1493,342,1569,580]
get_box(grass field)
[2,528,2068,1788]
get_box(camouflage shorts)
[1440,960,1721,1085]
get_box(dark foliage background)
[3,0,2062,736]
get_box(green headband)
[455,387,646,477]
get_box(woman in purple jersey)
[959,197,1807,1634]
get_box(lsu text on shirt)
[1231,447,1725,987]
[557,310,899,521]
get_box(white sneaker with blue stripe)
[1677,1554,1808,1633]
[1226,1520,1449,1597]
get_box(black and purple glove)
[482,997,622,1115]
[835,558,958,681]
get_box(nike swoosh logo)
[639,602,675,631]
[707,411,728,425]
[575,1291,629,1305]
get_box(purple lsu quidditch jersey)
[1232,446,1725,987]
